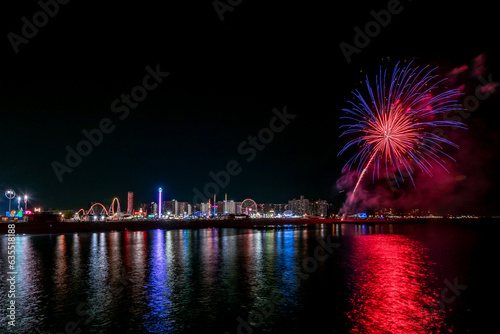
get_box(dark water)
[0,220,497,333]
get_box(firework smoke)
[338,61,467,215]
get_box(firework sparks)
[339,61,467,202]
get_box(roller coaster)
[75,197,128,221]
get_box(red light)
[347,235,443,332]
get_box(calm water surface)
[0,221,497,333]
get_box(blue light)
[158,187,163,218]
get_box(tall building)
[271,203,284,215]
[326,202,335,217]
[288,195,310,216]
[216,201,225,215]
[164,200,177,216]
[224,193,228,214]
[163,199,191,217]
[201,202,210,215]
[177,202,190,216]
[235,202,243,214]
[138,202,159,216]
[226,200,236,214]
[127,192,134,215]
[310,199,328,217]
[148,202,157,217]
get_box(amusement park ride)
[73,192,262,221]
[241,198,257,216]
[74,197,132,221]
[4,189,33,219]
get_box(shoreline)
[0,217,443,234]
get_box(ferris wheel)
[241,199,257,215]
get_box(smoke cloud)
[336,54,498,216]
[337,122,496,216]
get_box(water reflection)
[0,223,473,333]
[71,233,82,281]
[86,233,111,328]
[347,234,443,333]
[275,229,300,300]
[53,235,69,314]
[144,230,172,332]
[12,236,44,330]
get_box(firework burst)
[339,61,466,195]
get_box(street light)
[17,196,21,211]
[24,194,28,210]
[5,189,15,212]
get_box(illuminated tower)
[158,188,163,218]
[213,194,216,217]
[127,192,134,215]
[224,193,227,215]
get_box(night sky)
[1,0,499,214]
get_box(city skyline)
[8,185,475,219]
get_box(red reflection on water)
[347,235,445,333]
[54,235,67,286]
[202,228,219,287]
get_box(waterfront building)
[288,195,310,216]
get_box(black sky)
[1,0,499,214]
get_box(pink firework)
[339,61,466,195]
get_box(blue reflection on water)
[144,230,172,333]
[276,229,299,295]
